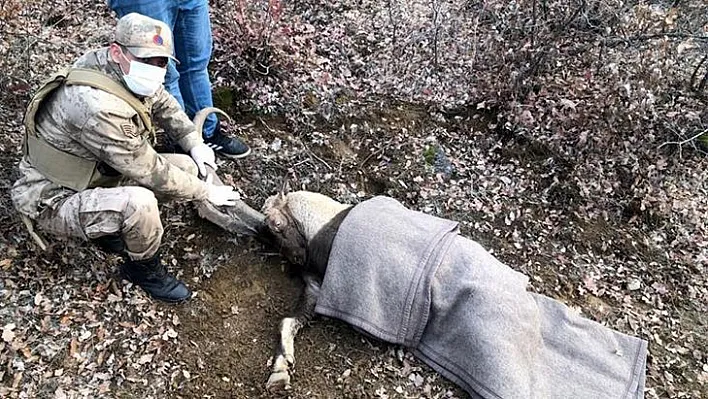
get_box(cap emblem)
[153,26,163,46]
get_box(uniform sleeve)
[151,87,204,152]
[79,107,209,200]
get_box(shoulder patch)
[120,123,138,137]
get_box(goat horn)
[279,177,289,198]
[192,107,233,133]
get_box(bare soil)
[165,235,464,399]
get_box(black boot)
[120,254,192,303]
[93,234,127,255]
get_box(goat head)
[262,192,308,265]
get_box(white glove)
[204,174,240,206]
[189,143,217,177]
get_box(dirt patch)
[162,226,464,398]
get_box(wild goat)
[261,191,648,399]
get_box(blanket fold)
[316,196,648,399]
[315,196,458,346]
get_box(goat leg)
[266,275,321,392]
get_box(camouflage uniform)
[11,47,209,260]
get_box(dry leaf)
[583,275,599,294]
[138,353,154,365]
[69,338,79,358]
[2,324,15,343]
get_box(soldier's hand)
[205,174,240,206]
[190,143,217,177]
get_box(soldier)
[11,13,240,303]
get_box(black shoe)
[120,254,192,303]
[205,123,252,159]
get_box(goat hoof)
[266,371,291,392]
[285,354,295,366]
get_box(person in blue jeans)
[108,0,251,159]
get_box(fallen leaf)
[78,330,91,342]
[583,275,599,293]
[138,353,154,364]
[162,328,178,340]
[2,324,15,343]
[69,338,79,358]
[627,279,641,291]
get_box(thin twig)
[292,159,309,168]
[690,55,708,89]
[469,12,480,69]
[699,69,708,94]
[387,0,397,46]
[604,33,708,48]
[658,129,708,159]
[307,149,332,170]
[358,148,384,168]
[430,0,441,70]
[258,117,277,133]
[531,0,537,47]
[300,142,332,170]
[627,33,708,41]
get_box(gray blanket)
[315,196,647,399]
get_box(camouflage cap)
[115,13,178,63]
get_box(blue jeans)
[109,0,217,137]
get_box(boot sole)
[216,147,252,160]
[152,293,192,304]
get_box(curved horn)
[280,177,289,197]
[192,107,233,133]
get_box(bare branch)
[431,0,442,70]
[387,0,397,46]
[604,33,708,48]
[658,129,708,159]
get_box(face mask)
[120,57,167,97]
